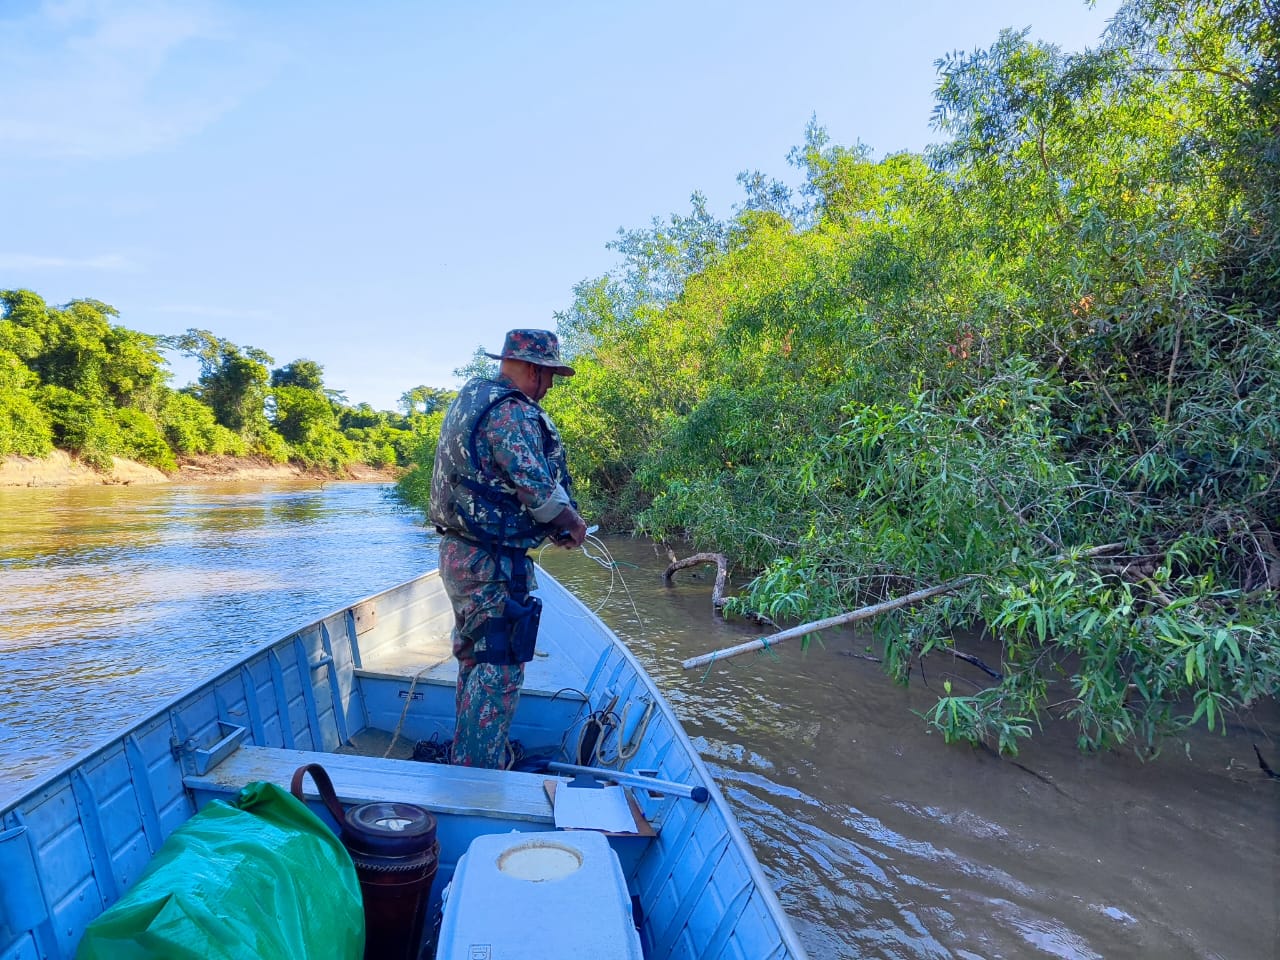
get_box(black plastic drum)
[292,764,440,960]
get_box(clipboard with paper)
[543,779,656,836]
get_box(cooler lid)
[436,831,643,960]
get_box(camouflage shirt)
[428,373,574,549]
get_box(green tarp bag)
[76,780,364,960]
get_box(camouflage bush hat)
[485,329,575,376]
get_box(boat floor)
[338,727,416,760]
[341,723,569,771]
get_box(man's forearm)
[525,482,572,523]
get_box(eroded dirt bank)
[0,452,399,487]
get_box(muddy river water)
[1,482,1275,958]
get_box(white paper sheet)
[553,784,636,833]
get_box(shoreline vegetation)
[0,450,402,488]
[394,1,1276,758]
[5,0,1276,756]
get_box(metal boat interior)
[0,567,808,959]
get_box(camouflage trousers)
[437,534,538,768]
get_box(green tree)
[272,385,330,444]
[393,408,448,505]
[452,348,497,382]
[517,0,1280,756]
[341,403,387,431]
[36,384,122,470]
[114,407,177,471]
[2,291,166,409]
[161,329,278,443]
[0,348,52,457]
[156,387,246,456]
[271,359,326,392]
[2,290,173,467]
[398,385,451,417]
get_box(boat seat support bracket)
[170,719,249,777]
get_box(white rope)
[535,530,637,621]
[534,532,651,767]
[382,657,450,758]
[578,532,643,625]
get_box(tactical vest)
[428,377,574,550]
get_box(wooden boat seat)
[184,744,559,825]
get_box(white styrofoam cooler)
[435,830,644,959]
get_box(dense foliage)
[529,0,1276,755]
[0,293,429,474]
[11,0,1274,757]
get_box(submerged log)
[949,649,1003,680]
[663,551,779,626]
[1254,745,1280,781]
[663,552,731,611]
[682,575,977,670]
[838,647,1001,679]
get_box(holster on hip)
[473,594,542,665]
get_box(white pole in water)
[680,576,978,670]
[546,762,710,803]
[681,543,1126,670]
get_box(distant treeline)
[403,0,1279,755]
[0,289,456,473]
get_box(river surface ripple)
[2,482,1276,959]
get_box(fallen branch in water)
[682,575,978,670]
[663,552,778,626]
[949,648,1003,680]
[839,651,884,663]
[1254,744,1280,781]
[663,552,730,610]
[838,646,1003,680]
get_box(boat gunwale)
[537,567,811,960]
[3,563,810,959]
[1,570,442,816]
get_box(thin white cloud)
[160,303,276,322]
[0,0,283,158]
[0,252,134,270]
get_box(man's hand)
[550,506,588,548]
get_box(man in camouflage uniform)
[428,329,587,768]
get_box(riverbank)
[0,451,401,487]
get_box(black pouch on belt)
[505,593,542,663]
[475,594,542,665]
[473,548,541,666]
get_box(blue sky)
[2,0,1120,412]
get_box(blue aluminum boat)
[0,566,808,959]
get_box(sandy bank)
[0,451,169,487]
[0,452,401,488]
